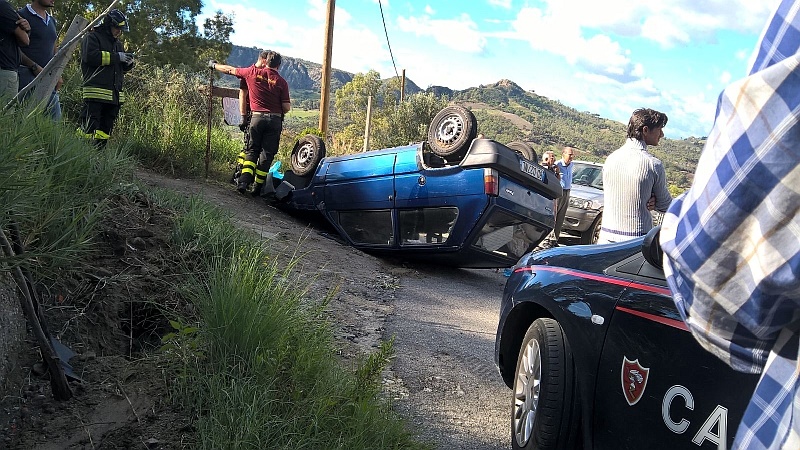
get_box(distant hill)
[226,46,701,189]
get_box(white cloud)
[424,5,435,15]
[507,7,639,83]
[396,13,486,53]
[720,71,732,84]
[527,0,776,48]
[488,0,513,9]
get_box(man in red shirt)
[211,50,291,195]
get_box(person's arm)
[280,78,291,114]
[239,87,249,116]
[19,50,40,75]
[80,32,103,66]
[651,160,672,212]
[13,17,30,46]
[210,62,238,76]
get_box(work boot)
[236,182,249,195]
[250,183,263,197]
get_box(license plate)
[520,160,544,181]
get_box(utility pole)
[318,0,335,138]
[400,69,406,103]
[363,95,373,152]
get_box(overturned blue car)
[262,106,562,268]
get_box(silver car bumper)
[563,207,600,233]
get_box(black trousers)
[240,113,282,186]
[553,189,570,240]
[80,101,121,147]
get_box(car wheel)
[579,213,602,245]
[512,318,578,450]
[291,135,326,176]
[506,141,537,162]
[427,105,477,159]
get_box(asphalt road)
[383,234,580,449]
[385,264,513,450]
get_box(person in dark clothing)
[78,8,134,148]
[17,0,61,120]
[210,50,291,195]
[0,0,29,100]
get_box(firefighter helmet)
[105,9,129,31]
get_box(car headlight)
[568,197,601,210]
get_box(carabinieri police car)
[494,226,759,449]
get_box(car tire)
[579,213,602,245]
[512,318,579,450]
[291,135,326,176]
[506,141,537,162]
[427,105,478,159]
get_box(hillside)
[225,46,701,189]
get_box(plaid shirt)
[661,1,800,448]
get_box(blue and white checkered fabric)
[661,0,800,448]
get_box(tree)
[332,71,448,153]
[53,1,232,70]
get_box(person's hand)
[646,193,656,211]
[56,76,63,92]
[118,52,134,65]
[239,113,251,132]
[16,18,30,33]
[208,59,218,69]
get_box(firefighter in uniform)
[78,9,134,148]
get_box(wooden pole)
[205,67,213,179]
[22,15,88,113]
[363,95,372,152]
[400,69,406,103]
[318,0,335,138]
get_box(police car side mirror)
[642,225,663,269]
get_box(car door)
[592,254,757,450]
[393,146,487,247]
[320,151,397,246]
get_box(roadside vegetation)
[2,60,434,449]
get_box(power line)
[378,0,399,78]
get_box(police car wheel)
[291,135,326,176]
[512,318,579,450]
[427,105,477,159]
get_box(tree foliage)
[331,70,448,154]
[53,1,232,70]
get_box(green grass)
[287,109,319,119]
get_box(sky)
[198,0,780,139]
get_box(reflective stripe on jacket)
[80,26,130,104]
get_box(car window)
[398,207,458,245]
[335,210,394,245]
[472,210,548,258]
[572,163,603,190]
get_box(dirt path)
[137,172,514,449]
